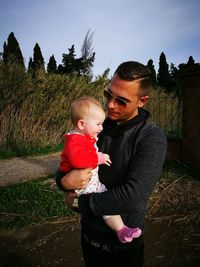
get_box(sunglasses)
[103,89,131,107]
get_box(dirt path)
[0,152,60,187]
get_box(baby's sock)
[117,226,142,243]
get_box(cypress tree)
[157,52,170,90]
[187,56,195,66]
[179,56,196,72]
[47,55,57,74]
[3,32,25,68]
[147,59,157,86]
[27,57,34,73]
[32,43,45,71]
[169,63,179,93]
[57,64,65,74]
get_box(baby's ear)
[77,119,85,130]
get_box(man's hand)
[104,153,112,166]
[65,191,78,210]
[60,168,93,190]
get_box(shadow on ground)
[0,217,199,267]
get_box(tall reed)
[0,62,109,155]
[0,62,181,156]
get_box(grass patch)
[0,160,198,230]
[0,176,75,229]
[0,143,63,159]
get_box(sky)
[1,0,200,77]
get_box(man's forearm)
[56,168,93,191]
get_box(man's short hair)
[114,61,152,94]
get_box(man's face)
[105,74,149,122]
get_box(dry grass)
[0,63,109,154]
[147,176,200,225]
[0,62,182,155]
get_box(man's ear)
[77,119,85,130]
[138,95,149,107]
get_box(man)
[56,61,167,266]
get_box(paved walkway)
[0,152,61,187]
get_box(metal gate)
[145,96,182,138]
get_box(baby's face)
[83,108,105,139]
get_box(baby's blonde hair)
[71,96,104,126]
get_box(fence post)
[179,63,200,170]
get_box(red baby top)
[59,133,99,172]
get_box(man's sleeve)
[55,169,69,192]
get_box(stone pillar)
[179,63,200,170]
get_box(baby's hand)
[104,154,112,166]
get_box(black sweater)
[77,108,167,246]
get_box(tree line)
[1,31,197,94]
[1,31,95,78]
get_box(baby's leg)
[104,215,141,243]
[104,215,124,232]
